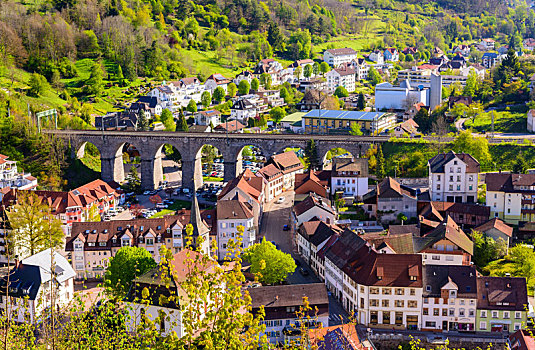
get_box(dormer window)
[99,242,106,247]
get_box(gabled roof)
[428,151,480,173]
[298,220,343,247]
[269,151,304,174]
[474,218,513,237]
[363,232,415,254]
[214,120,245,132]
[232,99,255,110]
[218,169,263,203]
[477,276,528,311]
[377,177,417,199]
[332,158,368,176]
[508,330,535,350]
[422,216,473,255]
[293,193,335,217]
[294,171,328,198]
[485,173,535,192]
[216,199,254,220]
[249,283,328,309]
[257,163,283,180]
[207,74,230,84]
[423,264,477,298]
[325,48,357,56]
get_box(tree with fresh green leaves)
[213,86,226,103]
[356,92,366,110]
[304,64,313,79]
[367,66,382,86]
[176,109,189,131]
[186,99,198,113]
[201,91,211,109]
[405,54,414,62]
[243,237,296,285]
[260,73,272,89]
[105,246,158,298]
[320,62,330,76]
[251,78,259,91]
[85,62,104,96]
[294,66,302,80]
[28,73,48,97]
[350,123,363,135]
[238,80,250,95]
[463,72,478,97]
[452,130,491,166]
[5,191,64,258]
[280,86,292,104]
[161,109,176,131]
[485,244,535,291]
[305,139,320,170]
[228,82,237,97]
[269,106,286,126]
[376,145,386,179]
[471,230,507,268]
[312,62,320,76]
[137,109,149,131]
[334,86,349,98]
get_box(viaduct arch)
[55,130,382,190]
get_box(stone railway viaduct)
[46,130,391,190]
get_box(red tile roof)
[474,218,513,237]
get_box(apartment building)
[476,277,528,333]
[303,110,396,134]
[421,265,478,332]
[204,73,231,93]
[323,48,357,67]
[428,151,480,203]
[65,202,212,279]
[370,177,418,224]
[0,249,75,324]
[265,151,304,191]
[218,169,265,228]
[293,193,336,226]
[1,179,121,237]
[249,283,329,345]
[297,220,342,275]
[325,67,356,93]
[330,158,369,199]
[216,199,255,260]
[257,164,284,202]
[485,173,535,224]
[417,216,473,266]
[0,154,37,199]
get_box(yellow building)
[303,109,396,134]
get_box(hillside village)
[5,0,535,348]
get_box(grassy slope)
[464,112,528,133]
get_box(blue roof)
[482,52,498,58]
[303,109,388,121]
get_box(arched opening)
[159,144,182,189]
[76,142,102,173]
[189,144,224,201]
[238,145,267,175]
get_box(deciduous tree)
[242,238,296,285]
[105,246,157,298]
[238,80,250,95]
[5,191,63,258]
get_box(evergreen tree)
[497,48,520,84]
[85,62,104,96]
[513,153,528,174]
[137,109,149,131]
[177,109,189,131]
[267,21,284,51]
[413,107,431,133]
[376,145,386,179]
[305,139,320,170]
[356,92,366,110]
